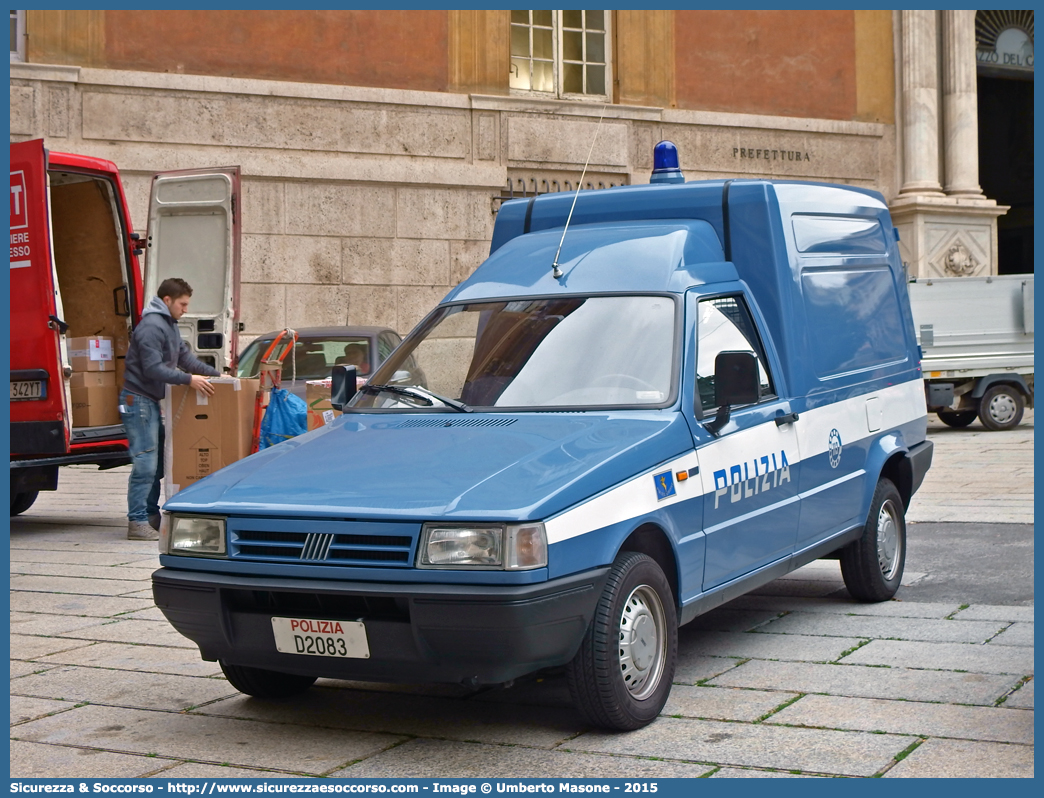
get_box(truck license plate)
[271,617,369,659]
[10,380,43,400]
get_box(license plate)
[10,380,43,400]
[271,617,369,659]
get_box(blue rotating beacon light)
[650,140,685,184]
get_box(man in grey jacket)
[121,278,219,540]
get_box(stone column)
[899,10,944,195]
[941,10,983,196]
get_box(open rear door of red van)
[10,139,71,456]
[143,167,241,373]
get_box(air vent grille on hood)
[395,418,517,429]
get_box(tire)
[219,661,317,699]
[937,411,977,428]
[566,552,677,730]
[10,491,39,516]
[978,385,1025,431]
[840,478,906,602]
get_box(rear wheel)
[937,411,977,428]
[10,491,39,516]
[840,478,906,602]
[978,385,1024,431]
[219,661,317,698]
[567,552,677,730]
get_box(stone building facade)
[890,10,1005,279]
[9,10,1031,342]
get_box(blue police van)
[153,144,933,731]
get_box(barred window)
[10,10,25,62]
[510,10,610,99]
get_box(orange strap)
[258,328,299,364]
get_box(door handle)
[774,412,799,426]
[48,315,69,334]
[113,285,130,317]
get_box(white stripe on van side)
[795,379,926,460]
[544,451,701,544]
[544,380,926,545]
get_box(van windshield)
[352,295,677,411]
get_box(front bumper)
[152,566,609,685]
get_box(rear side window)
[801,268,907,377]
[792,215,888,255]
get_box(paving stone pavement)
[906,410,1034,524]
[8,412,1033,778]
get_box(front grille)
[229,519,419,567]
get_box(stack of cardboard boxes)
[66,332,261,496]
[68,335,119,427]
[164,377,260,496]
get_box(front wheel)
[978,385,1025,431]
[219,661,317,698]
[840,478,906,602]
[567,552,677,730]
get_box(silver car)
[234,326,402,399]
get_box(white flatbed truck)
[909,274,1034,430]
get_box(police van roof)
[446,219,733,302]
[452,179,887,303]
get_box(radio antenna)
[552,104,607,279]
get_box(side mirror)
[705,351,760,436]
[330,365,358,411]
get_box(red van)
[9,139,240,516]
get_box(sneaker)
[128,520,159,541]
[148,513,161,531]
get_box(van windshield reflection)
[352,296,677,410]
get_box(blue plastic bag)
[258,388,308,450]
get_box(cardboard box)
[306,379,342,431]
[165,377,259,494]
[68,336,115,372]
[70,371,119,427]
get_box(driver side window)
[696,295,775,415]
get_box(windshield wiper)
[360,384,472,413]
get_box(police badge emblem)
[653,470,676,500]
[828,428,843,468]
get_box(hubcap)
[988,393,1017,424]
[618,585,667,699]
[876,499,902,580]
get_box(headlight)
[168,515,226,556]
[418,522,547,570]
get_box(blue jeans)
[120,388,165,523]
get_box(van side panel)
[800,267,908,376]
[771,184,925,546]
